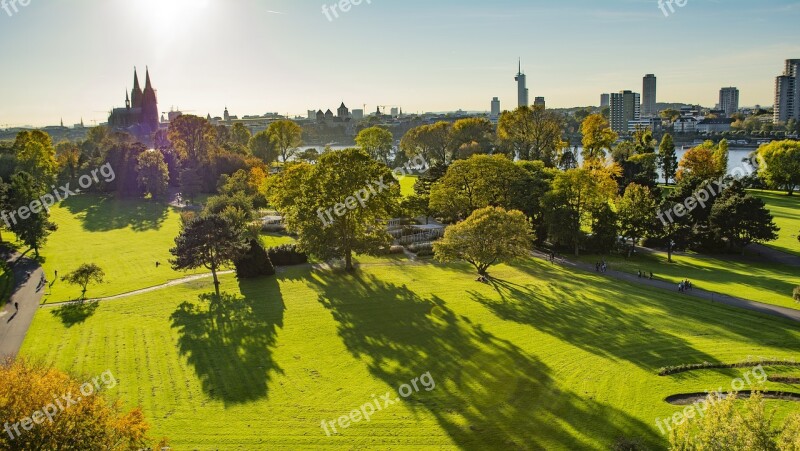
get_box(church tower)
[141,67,159,133]
[131,68,143,109]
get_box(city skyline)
[1,0,799,127]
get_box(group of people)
[637,270,654,280]
[679,279,693,292]
[595,261,608,273]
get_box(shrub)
[267,244,308,266]
[388,245,405,255]
[234,239,276,278]
[794,286,800,303]
[407,243,433,254]
[612,436,648,451]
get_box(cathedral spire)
[145,66,153,91]
[131,67,143,109]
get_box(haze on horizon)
[1,0,799,127]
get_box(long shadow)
[50,301,99,327]
[507,259,800,363]
[308,272,661,449]
[169,278,284,405]
[60,194,169,232]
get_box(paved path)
[535,250,800,323]
[748,243,800,268]
[0,251,45,358]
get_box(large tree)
[617,183,657,257]
[545,166,618,256]
[268,148,400,271]
[170,215,248,297]
[267,120,303,163]
[676,141,726,182]
[710,181,779,253]
[6,171,56,257]
[355,126,394,165]
[434,206,532,276]
[450,117,495,159]
[757,140,800,195]
[167,115,217,165]
[248,129,279,164]
[498,106,565,165]
[400,121,452,166]
[136,150,170,200]
[658,133,678,185]
[13,130,59,187]
[580,114,618,163]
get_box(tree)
[249,129,279,164]
[714,138,730,176]
[660,109,681,122]
[498,106,565,165]
[228,122,252,154]
[13,130,59,187]
[676,141,724,182]
[0,359,154,450]
[658,133,678,185]
[179,166,203,203]
[55,141,81,182]
[400,122,452,166]
[136,150,169,200]
[61,263,105,301]
[267,120,303,163]
[545,166,618,256]
[580,114,618,163]
[429,154,529,221]
[793,286,800,303]
[268,148,400,271]
[295,147,320,163]
[617,184,657,257]
[170,215,248,297]
[6,172,56,257]
[757,140,800,195]
[234,239,276,278]
[355,126,394,165]
[167,115,217,165]
[434,206,532,276]
[450,117,495,159]
[669,392,785,451]
[710,181,779,253]
[0,177,7,243]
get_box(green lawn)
[20,257,800,449]
[37,195,207,303]
[578,250,800,310]
[752,190,800,257]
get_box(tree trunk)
[211,268,220,298]
[345,252,354,272]
[574,241,580,257]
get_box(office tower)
[534,97,546,108]
[600,93,610,108]
[719,87,740,117]
[775,59,800,123]
[609,90,641,134]
[490,97,501,118]
[515,59,529,107]
[642,74,657,116]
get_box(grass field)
[578,250,800,310]
[20,257,800,449]
[752,190,800,257]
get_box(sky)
[0,0,799,127]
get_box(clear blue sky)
[1,0,799,127]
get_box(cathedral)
[108,68,159,135]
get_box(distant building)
[774,59,800,123]
[673,117,697,133]
[352,109,364,120]
[490,97,501,119]
[308,110,316,120]
[600,94,610,108]
[642,74,657,117]
[108,67,159,135]
[609,90,641,134]
[338,102,350,119]
[390,107,399,118]
[697,118,734,134]
[515,59,529,107]
[534,97,546,108]
[719,87,740,117]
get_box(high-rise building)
[515,59,529,107]
[390,107,399,117]
[534,97,546,108]
[490,97,501,118]
[352,109,364,120]
[600,94,610,108]
[719,87,740,117]
[609,90,641,134]
[774,59,800,123]
[642,74,657,117]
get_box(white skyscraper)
[491,97,501,118]
[515,60,529,108]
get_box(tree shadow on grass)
[308,272,661,449]
[61,194,169,232]
[170,278,284,405]
[50,301,99,327]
